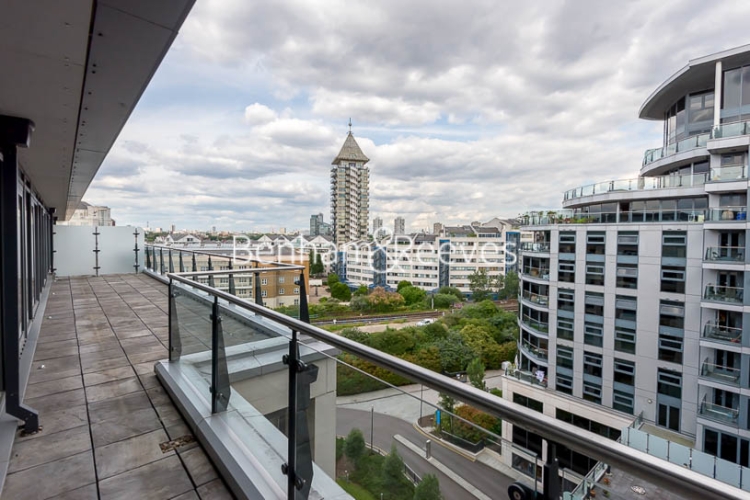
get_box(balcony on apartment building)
[704,246,746,263]
[10,230,750,499]
[703,285,745,305]
[702,323,744,345]
[700,361,742,387]
[699,396,740,427]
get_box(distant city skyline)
[81,1,750,232]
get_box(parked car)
[416,318,434,326]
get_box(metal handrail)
[166,270,745,500]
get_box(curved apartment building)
[518,45,750,468]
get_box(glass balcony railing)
[704,246,745,262]
[700,362,741,386]
[702,323,743,344]
[563,173,708,201]
[703,285,744,304]
[710,165,748,182]
[699,396,740,426]
[138,246,749,500]
[642,132,710,166]
[704,207,747,222]
[521,339,548,361]
[521,290,549,306]
[521,209,706,226]
[520,315,549,334]
[711,120,750,140]
[520,241,551,252]
[521,267,550,280]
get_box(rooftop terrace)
[1,274,231,500]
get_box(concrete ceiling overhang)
[639,44,750,121]
[0,0,195,220]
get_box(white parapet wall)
[54,225,145,277]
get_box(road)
[337,408,514,499]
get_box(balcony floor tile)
[2,275,231,499]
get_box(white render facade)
[518,45,750,469]
[343,223,508,294]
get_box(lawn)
[337,479,377,500]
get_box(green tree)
[437,286,464,301]
[468,268,492,302]
[461,300,498,319]
[399,286,427,306]
[349,294,371,311]
[330,282,352,301]
[432,293,458,309]
[414,474,442,500]
[438,392,456,414]
[367,287,405,312]
[397,280,412,291]
[354,285,369,296]
[344,428,366,462]
[381,443,412,499]
[327,273,339,286]
[310,251,325,275]
[434,332,474,372]
[466,358,486,391]
[497,270,519,299]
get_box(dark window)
[513,393,544,413]
[585,263,605,286]
[661,266,686,293]
[662,232,687,258]
[556,373,573,394]
[659,301,685,330]
[614,359,635,386]
[704,429,719,456]
[617,232,638,255]
[613,390,635,414]
[512,426,543,456]
[557,346,574,369]
[584,322,603,347]
[616,264,638,289]
[558,289,575,312]
[614,327,636,354]
[658,334,684,364]
[586,232,606,255]
[557,318,574,341]
[657,369,682,399]
[582,382,602,404]
[558,262,575,283]
[584,352,602,378]
[558,232,576,254]
[615,295,637,322]
[584,292,604,316]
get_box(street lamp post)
[370,406,374,451]
[419,384,424,421]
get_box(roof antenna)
[348,118,352,134]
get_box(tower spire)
[348,118,352,134]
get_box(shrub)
[397,280,412,291]
[399,286,427,306]
[432,293,458,309]
[369,328,416,356]
[414,474,443,500]
[345,428,366,462]
[438,286,464,301]
[367,287,405,312]
[331,282,352,301]
[381,444,414,500]
[327,273,340,286]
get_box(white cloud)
[87,0,750,233]
[244,103,278,124]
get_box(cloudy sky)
[86,0,750,233]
